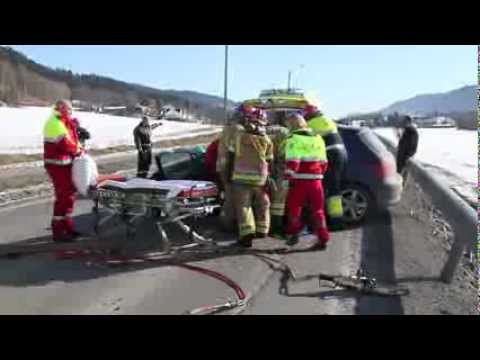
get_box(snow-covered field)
[374,127,477,205]
[0,107,216,154]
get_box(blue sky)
[10,45,477,118]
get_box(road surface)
[0,178,477,315]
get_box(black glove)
[77,126,91,142]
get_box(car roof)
[338,124,366,134]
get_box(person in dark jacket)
[396,116,419,182]
[133,116,162,178]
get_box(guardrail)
[376,134,477,284]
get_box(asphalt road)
[0,177,477,315]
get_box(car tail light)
[373,157,396,179]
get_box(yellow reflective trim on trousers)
[327,196,343,218]
[232,173,265,186]
[271,208,284,216]
[239,224,255,237]
[256,222,270,234]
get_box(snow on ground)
[374,127,477,205]
[0,107,215,154]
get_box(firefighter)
[216,111,244,233]
[227,105,274,248]
[133,116,162,178]
[267,111,290,238]
[43,100,83,243]
[283,113,330,249]
[304,104,348,230]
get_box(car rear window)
[358,130,389,156]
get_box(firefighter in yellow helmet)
[226,105,274,248]
[303,104,348,230]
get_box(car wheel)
[340,184,373,224]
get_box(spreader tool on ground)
[254,254,410,297]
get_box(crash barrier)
[376,134,477,284]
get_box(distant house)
[416,115,456,128]
[160,105,188,121]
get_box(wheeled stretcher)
[92,178,222,255]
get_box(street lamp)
[288,64,305,91]
[224,45,229,123]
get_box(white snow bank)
[0,106,215,154]
[374,127,477,205]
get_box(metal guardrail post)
[376,132,477,284]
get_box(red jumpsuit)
[43,111,82,241]
[205,139,220,184]
[284,130,330,245]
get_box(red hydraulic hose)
[177,263,246,302]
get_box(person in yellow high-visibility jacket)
[304,104,348,230]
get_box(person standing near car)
[396,116,418,184]
[43,100,84,243]
[304,104,348,230]
[227,105,274,248]
[133,116,162,178]
[283,113,330,249]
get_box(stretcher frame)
[0,182,222,259]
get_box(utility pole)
[224,45,229,123]
[287,70,292,91]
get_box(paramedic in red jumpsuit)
[43,100,83,243]
[283,113,330,250]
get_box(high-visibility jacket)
[231,130,274,187]
[284,129,328,181]
[43,111,81,166]
[307,115,346,154]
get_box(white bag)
[72,154,98,196]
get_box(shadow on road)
[354,209,404,315]
[0,214,330,287]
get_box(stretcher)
[0,177,223,259]
[91,178,221,255]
